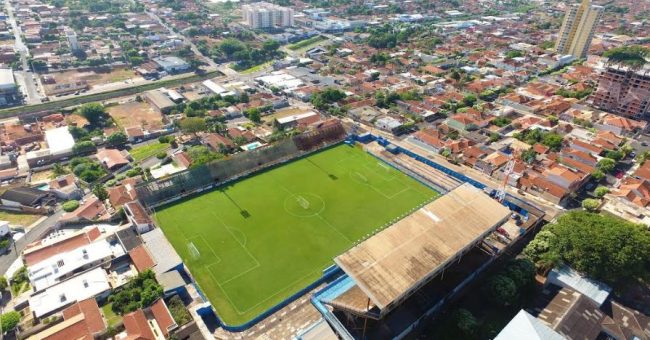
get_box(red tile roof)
[123,309,155,340]
[129,245,156,273]
[151,299,176,337]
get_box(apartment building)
[592,66,650,119]
[555,0,602,58]
[242,2,294,29]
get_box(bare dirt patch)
[107,101,165,130]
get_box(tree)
[107,132,128,148]
[51,163,68,178]
[109,270,163,315]
[77,102,107,126]
[484,274,518,307]
[1,311,20,331]
[523,229,557,264]
[62,200,80,212]
[461,94,477,107]
[93,184,108,201]
[503,258,535,290]
[186,145,223,167]
[582,198,600,211]
[603,45,650,70]
[179,117,207,135]
[168,295,192,325]
[591,169,605,181]
[521,149,537,164]
[73,141,96,155]
[451,309,478,337]
[594,186,609,198]
[606,150,624,161]
[527,211,650,285]
[597,158,616,173]
[0,276,7,291]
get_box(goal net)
[188,242,200,260]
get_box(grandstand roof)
[334,183,510,310]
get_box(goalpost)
[188,242,200,260]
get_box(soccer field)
[154,144,438,325]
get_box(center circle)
[284,193,325,217]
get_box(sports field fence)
[136,120,347,208]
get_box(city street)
[4,0,42,104]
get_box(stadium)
[136,120,545,335]
[138,120,440,326]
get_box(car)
[630,151,636,158]
[642,142,648,147]
[615,171,624,179]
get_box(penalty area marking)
[186,234,222,264]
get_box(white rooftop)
[276,111,317,124]
[28,240,116,292]
[45,127,75,156]
[29,267,110,318]
[0,68,15,89]
[495,310,565,340]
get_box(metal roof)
[335,183,510,310]
[495,310,565,340]
[142,228,183,275]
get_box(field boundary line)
[207,210,260,265]
[219,268,323,315]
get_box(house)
[128,244,155,273]
[375,116,404,135]
[613,178,650,208]
[23,227,102,266]
[275,111,321,129]
[0,187,56,208]
[596,114,647,136]
[96,148,130,170]
[28,267,111,318]
[107,177,140,208]
[124,201,153,234]
[48,174,83,200]
[27,239,117,292]
[121,299,177,339]
[125,126,146,142]
[202,133,234,152]
[26,298,107,340]
[60,197,109,223]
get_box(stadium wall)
[136,120,347,208]
[190,264,343,332]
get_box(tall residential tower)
[555,0,602,58]
[242,2,294,29]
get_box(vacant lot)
[129,142,170,162]
[154,144,438,325]
[107,101,164,130]
[45,67,139,89]
[0,211,42,227]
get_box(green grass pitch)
[154,144,438,325]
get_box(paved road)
[4,0,41,104]
[145,10,219,70]
[0,210,64,275]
